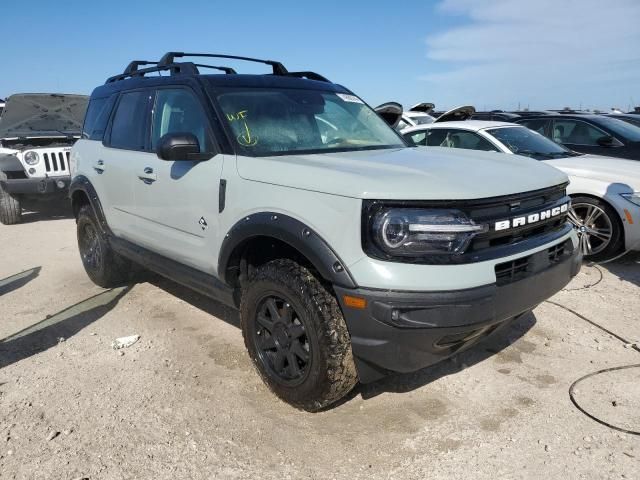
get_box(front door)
[128,87,224,273]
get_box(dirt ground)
[1,202,639,480]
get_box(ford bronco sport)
[70,52,582,411]
[0,94,88,224]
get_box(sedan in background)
[515,114,640,161]
[403,121,640,260]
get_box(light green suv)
[70,52,582,411]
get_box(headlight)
[621,192,640,206]
[370,208,487,257]
[24,151,40,165]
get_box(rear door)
[129,86,224,273]
[98,89,152,238]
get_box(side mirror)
[597,135,615,147]
[157,132,202,161]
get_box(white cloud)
[423,0,640,111]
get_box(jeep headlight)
[621,192,640,206]
[370,208,487,257]
[24,151,40,166]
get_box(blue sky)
[1,0,638,112]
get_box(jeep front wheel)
[77,204,131,287]
[240,259,357,411]
[0,172,22,225]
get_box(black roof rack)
[105,52,331,84]
[159,52,288,75]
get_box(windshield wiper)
[514,150,557,159]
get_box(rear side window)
[82,96,115,140]
[109,91,149,150]
[518,119,549,135]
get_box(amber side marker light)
[343,295,367,310]
[624,209,634,225]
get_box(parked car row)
[396,106,640,260]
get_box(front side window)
[424,128,498,151]
[109,91,149,150]
[593,116,640,142]
[151,89,211,152]
[215,88,405,156]
[486,126,572,159]
[552,119,607,145]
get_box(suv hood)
[546,154,640,188]
[0,94,89,139]
[237,147,568,200]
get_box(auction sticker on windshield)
[336,93,363,104]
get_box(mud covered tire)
[0,172,22,225]
[241,259,358,411]
[77,204,131,288]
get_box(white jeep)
[0,93,88,224]
[71,52,582,411]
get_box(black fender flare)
[0,154,25,173]
[218,212,357,289]
[69,175,111,234]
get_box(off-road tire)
[77,204,131,287]
[241,259,358,411]
[569,196,623,261]
[0,172,22,225]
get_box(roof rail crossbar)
[285,71,330,83]
[192,63,237,74]
[124,61,159,75]
[159,52,289,75]
[105,62,200,83]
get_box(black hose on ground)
[544,301,640,436]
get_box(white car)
[402,118,640,260]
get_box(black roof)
[91,51,346,99]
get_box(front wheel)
[240,259,358,411]
[568,196,623,261]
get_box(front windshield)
[595,116,640,142]
[486,126,575,159]
[216,89,405,156]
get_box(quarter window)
[109,91,149,150]
[82,95,115,141]
[552,120,607,145]
[151,89,211,152]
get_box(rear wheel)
[240,259,357,411]
[77,204,131,287]
[568,196,623,261]
[0,172,22,225]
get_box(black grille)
[494,240,573,286]
[495,256,531,286]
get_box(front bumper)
[335,239,582,383]
[0,176,70,195]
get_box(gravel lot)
[1,202,639,480]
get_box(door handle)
[138,167,157,183]
[94,159,105,173]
